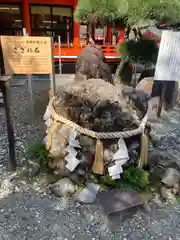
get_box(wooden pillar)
[106,25,112,44]
[92,23,95,41]
[23,0,31,35]
[117,27,125,43]
[73,0,80,47]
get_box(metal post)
[58,36,62,75]
[22,28,27,36]
[51,38,56,96]
[0,77,16,169]
[27,74,35,124]
[23,29,34,123]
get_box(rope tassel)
[138,132,148,168]
[92,139,104,175]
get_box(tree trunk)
[125,25,131,40]
[113,56,130,85]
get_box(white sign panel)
[154,30,180,81]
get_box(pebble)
[74,183,100,203]
[51,177,77,197]
[16,141,23,147]
[161,168,180,187]
[20,161,40,178]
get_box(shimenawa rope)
[48,97,148,140]
[46,97,150,172]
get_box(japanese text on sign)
[154,30,180,81]
[1,36,53,74]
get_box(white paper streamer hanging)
[65,129,81,172]
[108,138,129,180]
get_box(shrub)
[28,140,50,167]
[121,166,149,191]
[100,166,149,192]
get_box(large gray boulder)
[75,45,113,84]
[46,79,149,175]
[53,79,142,132]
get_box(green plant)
[100,174,117,188]
[28,140,50,167]
[100,166,149,192]
[117,39,158,63]
[75,0,180,27]
[176,196,180,204]
[121,166,149,190]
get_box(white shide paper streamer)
[65,129,81,172]
[108,138,129,180]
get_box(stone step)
[97,189,143,217]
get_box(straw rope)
[48,97,149,140]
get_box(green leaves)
[74,0,127,24]
[117,39,158,63]
[75,0,180,26]
[99,166,150,192]
[28,140,50,167]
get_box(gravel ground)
[1,79,180,240]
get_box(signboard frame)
[154,30,180,82]
[0,34,56,124]
[154,30,180,117]
[0,35,53,75]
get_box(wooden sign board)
[154,30,180,81]
[1,36,53,74]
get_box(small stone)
[0,179,14,197]
[14,186,20,192]
[74,183,100,203]
[160,186,174,201]
[8,172,18,181]
[76,168,86,176]
[88,173,99,183]
[16,141,23,147]
[69,173,83,184]
[20,160,40,178]
[142,200,152,214]
[20,158,26,164]
[1,179,13,190]
[161,168,180,187]
[51,177,76,197]
[124,233,138,240]
[172,182,179,195]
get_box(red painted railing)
[53,44,120,62]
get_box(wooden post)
[106,25,112,44]
[51,38,56,96]
[23,0,31,35]
[157,81,167,118]
[0,76,16,169]
[73,0,80,47]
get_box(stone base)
[97,189,143,216]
